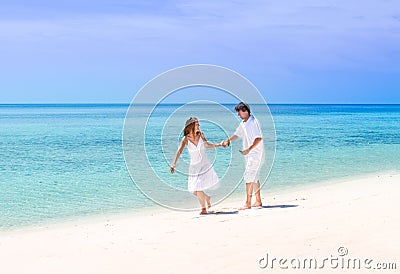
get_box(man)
[223,102,265,209]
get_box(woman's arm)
[170,137,186,173]
[200,132,222,149]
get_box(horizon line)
[1,102,400,106]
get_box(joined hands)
[220,139,230,148]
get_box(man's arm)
[240,137,262,155]
[222,134,239,147]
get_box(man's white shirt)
[234,115,265,158]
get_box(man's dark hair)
[234,102,251,114]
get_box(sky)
[0,0,399,104]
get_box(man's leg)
[252,180,262,207]
[240,182,253,210]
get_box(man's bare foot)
[205,195,211,208]
[252,203,262,208]
[239,204,251,210]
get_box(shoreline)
[1,172,399,273]
[2,170,398,234]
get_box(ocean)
[1,104,399,230]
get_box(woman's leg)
[194,191,207,214]
[205,193,211,208]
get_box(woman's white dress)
[187,137,220,193]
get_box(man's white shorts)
[244,153,264,183]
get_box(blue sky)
[1,0,399,103]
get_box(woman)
[170,117,222,215]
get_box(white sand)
[1,173,399,274]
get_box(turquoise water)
[1,104,399,230]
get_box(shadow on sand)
[259,204,298,209]
[192,210,239,218]
[194,205,298,217]
[206,210,239,215]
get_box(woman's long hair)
[183,117,198,136]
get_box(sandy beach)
[1,172,399,273]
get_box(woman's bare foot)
[200,208,208,215]
[205,195,211,208]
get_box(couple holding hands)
[170,102,265,214]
